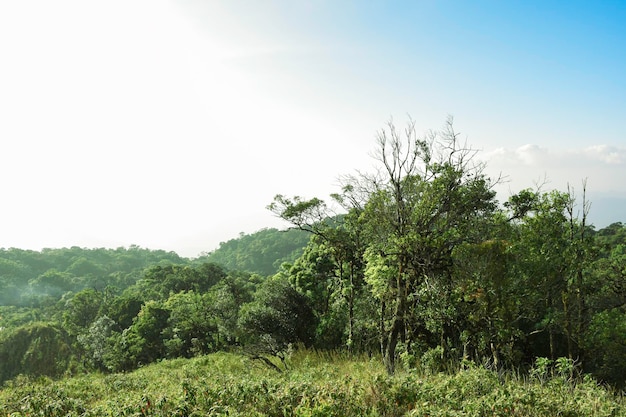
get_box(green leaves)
[267,195,328,233]
[0,322,72,384]
[202,228,310,276]
[2,351,624,416]
[238,277,316,350]
[355,118,500,372]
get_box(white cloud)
[482,144,626,197]
[581,145,624,165]
[515,144,545,165]
[479,144,626,227]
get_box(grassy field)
[1,350,624,416]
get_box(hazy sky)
[1,1,624,257]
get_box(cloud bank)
[483,144,626,196]
[480,144,625,227]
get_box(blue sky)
[0,1,624,256]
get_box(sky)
[0,0,624,257]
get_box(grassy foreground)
[1,351,624,416]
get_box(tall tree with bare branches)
[357,117,498,373]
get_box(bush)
[0,322,72,384]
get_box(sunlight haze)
[1,0,624,257]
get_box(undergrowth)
[0,350,624,416]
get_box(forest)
[1,119,625,415]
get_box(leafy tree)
[62,288,103,335]
[77,315,120,371]
[583,308,626,387]
[122,300,170,367]
[583,235,626,385]
[586,242,626,312]
[452,238,522,368]
[594,222,626,257]
[102,290,144,330]
[239,276,316,360]
[269,196,367,352]
[287,241,346,348]
[163,291,217,357]
[141,262,226,298]
[506,188,592,360]
[356,117,498,373]
[0,322,72,384]
[208,273,257,347]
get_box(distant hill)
[199,228,310,276]
[0,246,186,306]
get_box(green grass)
[1,350,624,416]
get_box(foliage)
[139,262,227,299]
[123,300,171,366]
[346,118,499,373]
[0,351,624,417]
[0,246,184,306]
[62,288,104,335]
[239,277,316,355]
[267,118,626,384]
[2,118,626,390]
[0,322,72,383]
[163,290,218,357]
[201,228,310,276]
[584,308,626,387]
[77,315,119,371]
[208,273,257,347]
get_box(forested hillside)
[0,246,184,306]
[0,231,313,385]
[1,119,625,396]
[199,228,310,276]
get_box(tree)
[505,188,592,361]
[28,269,73,298]
[452,238,522,368]
[208,274,256,347]
[357,117,498,373]
[269,117,498,373]
[62,288,103,335]
[287,240,347,349]
[268,198,366,352]
[583,228,626,385]
[163,291,217,357]
[140,263,221,297]
[77,315,120,371]
[0,322,72,384]
[103,290,144,330]
[238,276,316,367]
[123,300,170,366]
[584,308,626,387]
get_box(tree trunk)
[347,262,355,354]
[562,291,573,359]
[380,301,386,359]
[384,309,404,374]
[384,264,406,374]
